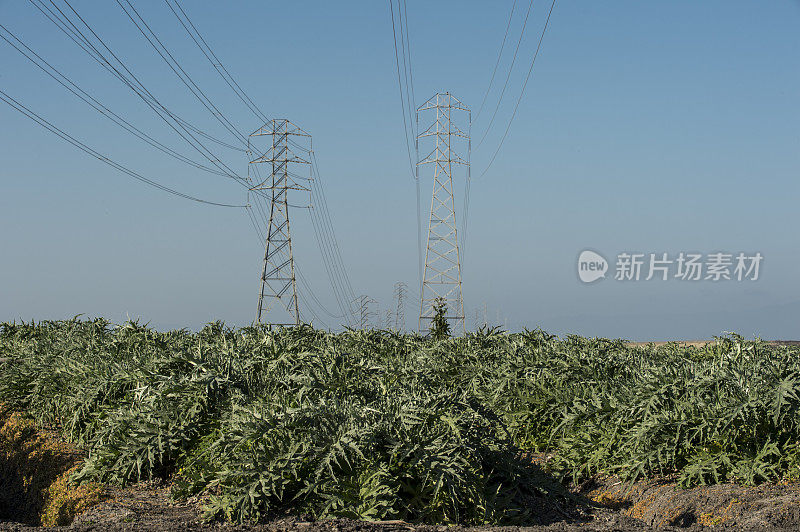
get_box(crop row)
[1,319,798,523]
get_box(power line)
[295,287,330,330]
[164,0,269,125]
[474,0,535,150]
[398,0,423,307]
[244,203,265,240]
[242,124,354,325]
[31,0,245,155]
[353,295,376,329]
[397,0,415,139]
[173,115,246,152]
[461,115,472,269]
[388,0,423,308]
[296,264,350,321]
[34,0,235,155]
[247,162,352,328]
[0,88,246,208]
[27,0,358,329]
[415,164,423,305]
[14,1,332,316]
[388,0,415,180]
[161,0,358,326]
[303,168,350,321]
[474,0,517,122]
[115,0,249,147]
[308,153,358,323]
[30,0,251,188]
[307,194,356,326]
[0,23,231,179]
[478,0,556,179]
[401,0,416,137]
[310,152,357,302]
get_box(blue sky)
[1,1,799,339]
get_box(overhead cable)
[0,88,246,208]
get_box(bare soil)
[580,475,800,530]
[4,409,800,530]
[0,474,799,531]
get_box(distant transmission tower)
[417,93,470,333]
[394,281,407,330]
[474,302,488,329]
[354,295,375,329]
[250,120,311,326]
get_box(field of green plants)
[1,318,799,525]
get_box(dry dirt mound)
[6,475,800,531]
[3,406,800,531]
[583,475,800,530]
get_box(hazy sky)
[1,1,799,339]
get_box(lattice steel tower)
[249,120,311,326]
[417,93,470,333]
[394,281,407,330]
[353,295,376,329]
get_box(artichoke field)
[1,318,799,524]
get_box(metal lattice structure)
[394,281,407,330]
[353,295,376,329]
[417,93,470,333]
[250,119,311,326]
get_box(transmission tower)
[250,119,311,326]
[474,301,488,329]
[394,281,407,330]
[353,295,376,329]
[417,93,470,333]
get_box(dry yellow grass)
[0,405,103,525]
